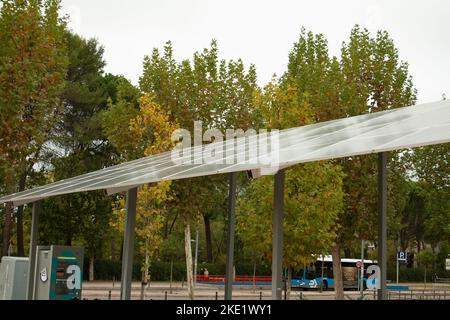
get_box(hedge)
[387,268,450,283]
[83,259,271,281]
[83,259,450,282]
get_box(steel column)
[120,187,138,300]
[377,152,388,300]
[225,172,237,300]
[272,169,285,300]
[26,201,40,300]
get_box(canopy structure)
[1,100,449,301]
[1,100,449,206]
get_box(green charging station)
[32,246,84,300]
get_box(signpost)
[446,258,450,271]
[397,251,407,284]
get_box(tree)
[237,79,345,297]
[0,0,67,257]
[40,32,127,279]
[277,25,417,299]
[338,26,416,298]
[103,93,177,285]
[280,28,349,298]
[416,248,435,285]
[139,40,258,299]
[408,142,450,253]
[130,94,178,283]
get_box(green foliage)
[412,144,450,188]
[416,248,436,268]
[401,143,450,250]
[138,40,260,276]
[40,150,113,258]
[237,163,345,269]
[139,40,259,131]
[0,0,68,256]
[338,26,416,248]
[39,31,131,261]
[82,259,273,281]
[387,268,450,283]
[0,0,68,172]
[1,13,447,282]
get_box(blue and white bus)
[291,256,377,290]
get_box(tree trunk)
[287,267,292,300]
[253,261,257,290]
[344,247,351,258]
[331,243,344,300]
[110,237,116,260]
[16,173,27,257]
[184,215,194,300]
[1,173,15,258]
[120,239,124,260]
[143,239,150,284]
[2,203,13,258]
[424,267,427,288]
[203,214,213,262]
[89,256,95,281]
[163,215,169,239]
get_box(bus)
[291,255,377,290]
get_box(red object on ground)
[196,275,272,283]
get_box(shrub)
[83,259,272,281]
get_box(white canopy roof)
[1,100,449,206]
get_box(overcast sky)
[60,0,450,104]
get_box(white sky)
[60,0,450,104]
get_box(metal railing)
[387,289,449,300]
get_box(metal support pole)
[377,152,388,300]
[225,172,237,300]
[26,201,40,300]
[120,187,138,300]
[272,169,285,300]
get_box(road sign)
[356,261,362,268]
[446,259,450,271]
[397,251,407,263]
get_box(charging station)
[32,246,84,300]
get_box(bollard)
[108,290,112,300]
[398,290,401,300]
[260,291,262,300]
[165,291,168,300]
[373,290,376,300]
[215,292,218,300]
[300,292,303,300]
[411,290,413,300]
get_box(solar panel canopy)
[1,100,449,206]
